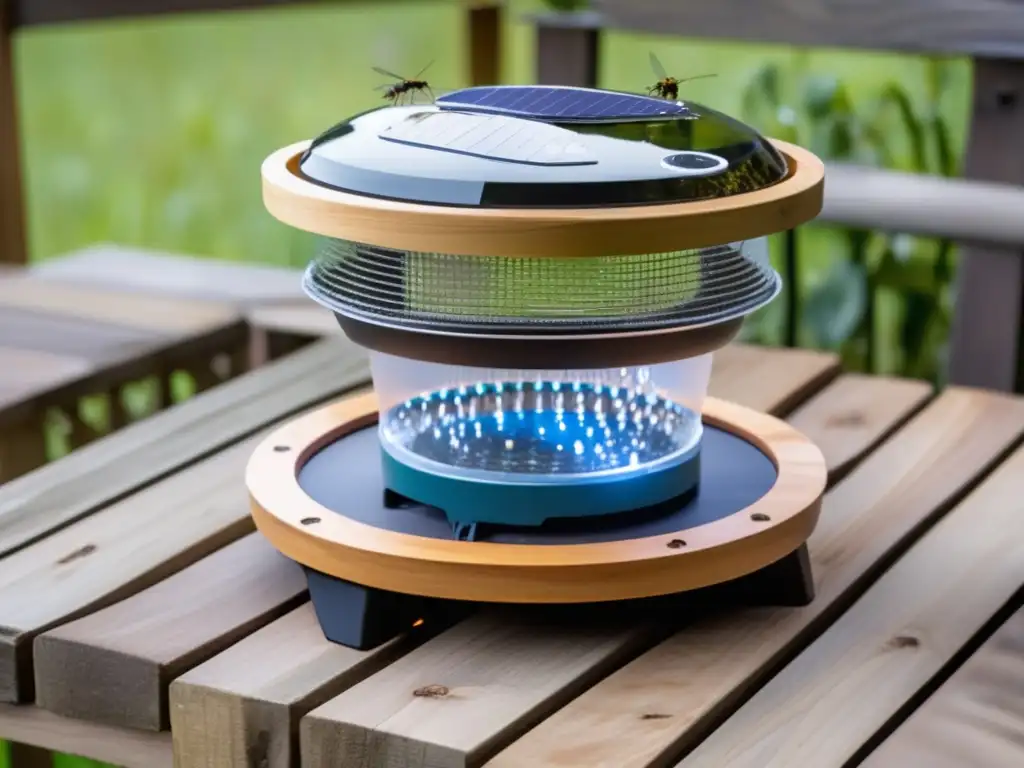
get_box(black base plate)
[304,544,814,650]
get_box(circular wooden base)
[247,392,826,603]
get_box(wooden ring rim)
[247,391,826,603]
[261,138,825,258]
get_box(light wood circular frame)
[248,391,827,603]
[261,139,825,258]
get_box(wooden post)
[948,59,1024,392]
[0,2,26,266]
[467,2,501,86]
[534,11,600,87]
[8,741,53,767]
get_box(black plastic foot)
[713,543,815,607]
[304,568,432,649]
[304,567,474,649]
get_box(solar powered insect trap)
[248,84,828,649]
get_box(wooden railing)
[533,1,1024,393]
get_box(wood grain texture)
[262,141,825,258]
[33,533,307,731]
[599,0,1024,57]
[292,351,840,768]
[0,273,239,335]
[0,0,25,266]
[679,436,1024,766]
[0,407,343,704]
[709,344,838,415]
[31,245,306,306]
[0,336,367,558]
[301,613,660,768]
[486,387,1024,768]
[863,605,1024,768]
[948,59,1024,392]
[0,703,170,768]
[169,603,414,768]
[249,393,827,603]
[786,373,932,482]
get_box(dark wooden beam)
[534,11,600,87]
[9,0,316,28]
[467,2,501,87]
[598,0,1024,58]
[948,59,1024,392]
[0,3,26,266]
[8,0,438,28]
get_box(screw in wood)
[300,516,321,525]
[273,445,290,452]
[666,539,687,549]
[750,512,770,522]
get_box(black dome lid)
[298,85,787,209]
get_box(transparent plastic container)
[371,351,712,485]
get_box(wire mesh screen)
[304,237,780,333]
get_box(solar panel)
[379,112,597,166]
[435,85,696,123]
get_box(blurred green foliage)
[737,53,963,383]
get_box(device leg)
[717,544,815,607]
[304,567,431,650]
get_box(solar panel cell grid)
[436,85,693,122]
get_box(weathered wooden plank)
[0,703,171,768]
[708,345,838,415]
[32,245,306,305]
[33,533,307,731]
[301,614,661,768]
[295,357,847,768]
[862,605,1024,768]
[170,345,833,768]
[678,438,1024,766]
[0,336,367,558]
[599,0,1024,58]
[786,373,932,482]
[948,59,1024,392]
[0,381,362,704]
[169,603,413,768]
[486,387,1024,768]
[0,274,239,335]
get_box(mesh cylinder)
[303,236,779,335]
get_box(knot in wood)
[56,543,97,565]
[887,634,920,650]
[413,684,450,698]
[996,88,1017,109]
[826,411,866,428]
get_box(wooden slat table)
[2,338,1024,768]
[31,245,314,367]
[0,269,250,483]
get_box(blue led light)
[382,381,698,478]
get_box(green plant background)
[2,0,969,765]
